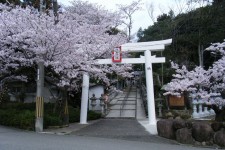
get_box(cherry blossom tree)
[205,40,225,94]
[163,62,210,96]
[164,39,225,121]
[0,2,132,92]
[0,1,135,126]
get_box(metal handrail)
[108,89,119,103]
[135,85,138,118]
[120,86,132,117]
[140,84,148,116]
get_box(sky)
[57,0,202,35]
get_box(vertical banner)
[36,97,44,118]
[112,46,122,62]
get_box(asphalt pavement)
[71,118,178,144]
[0,124,216,150]
[0,86,217,149]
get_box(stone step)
[120,110,136,118]
[110,105,136,109]
[112,103,136,105]
[118,98,136,101]
[121,100,137,102]
[105,86,146,119]
[106,110,136,118]
[109,107,137,110]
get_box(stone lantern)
[90,94,97,111]
[99,94,105,114]
[198,98,204,117]
[156,94,163,118]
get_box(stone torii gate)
[80,39,172,134]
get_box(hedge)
[0,102,102,130]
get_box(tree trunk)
[61,89,69,126]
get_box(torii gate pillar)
[145,50,157,127]
[80,73,89,124]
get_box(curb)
[40,131,71,135]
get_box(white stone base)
[79,122,89,125]
[35,117,43,132]
[138,119,158,135]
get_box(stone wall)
[157,119,225,148]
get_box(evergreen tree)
[0,0,20,5]
[139,1,225,68]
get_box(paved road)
[72,119,178,144]
[0,123,215,150]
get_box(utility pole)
[35,0,62,131]
[35,62,44,132]
[35,0,46,132]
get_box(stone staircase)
[106,86,146,119]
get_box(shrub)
[0,102,102,130]
[68,106,80,123]
[0,109,35,130]
[44,114,62,127]
[0,102,35,111]
[87,110,101,120]
[68,107,102,123]
[19,110,35,130]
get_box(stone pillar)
[99,94,105,115]
[198,99,204,117]
[158,103,163,118]
[203,106,210,117]
[90,94,97,111]
[192,100,199,119]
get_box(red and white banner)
[112,46,122,62]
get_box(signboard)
[112,46,122,62]
[169,95,185,107]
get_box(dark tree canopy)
[137,0,225,85]
[0,0,20,5]
[138,1,225,68]
[22,0,52,10]
[0,0,53,11]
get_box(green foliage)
[137,27,144,40]
[44,114,62,127]
[140,3,225,65]
[68,106,80,123]
[0,102,35,110]
[163,110,191,120]
[87,110,102,120]
[0,92,10,104]
[0,0,20,5]
[0,109,35,130]
[68,107,102,123]
[180,114,191,120]
[22,0,52,10]
[139,13,172,42]
[138,2,225,89]
[0,102,102,130]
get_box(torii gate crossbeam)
[79,39,172,135]
[97,55,165,64]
